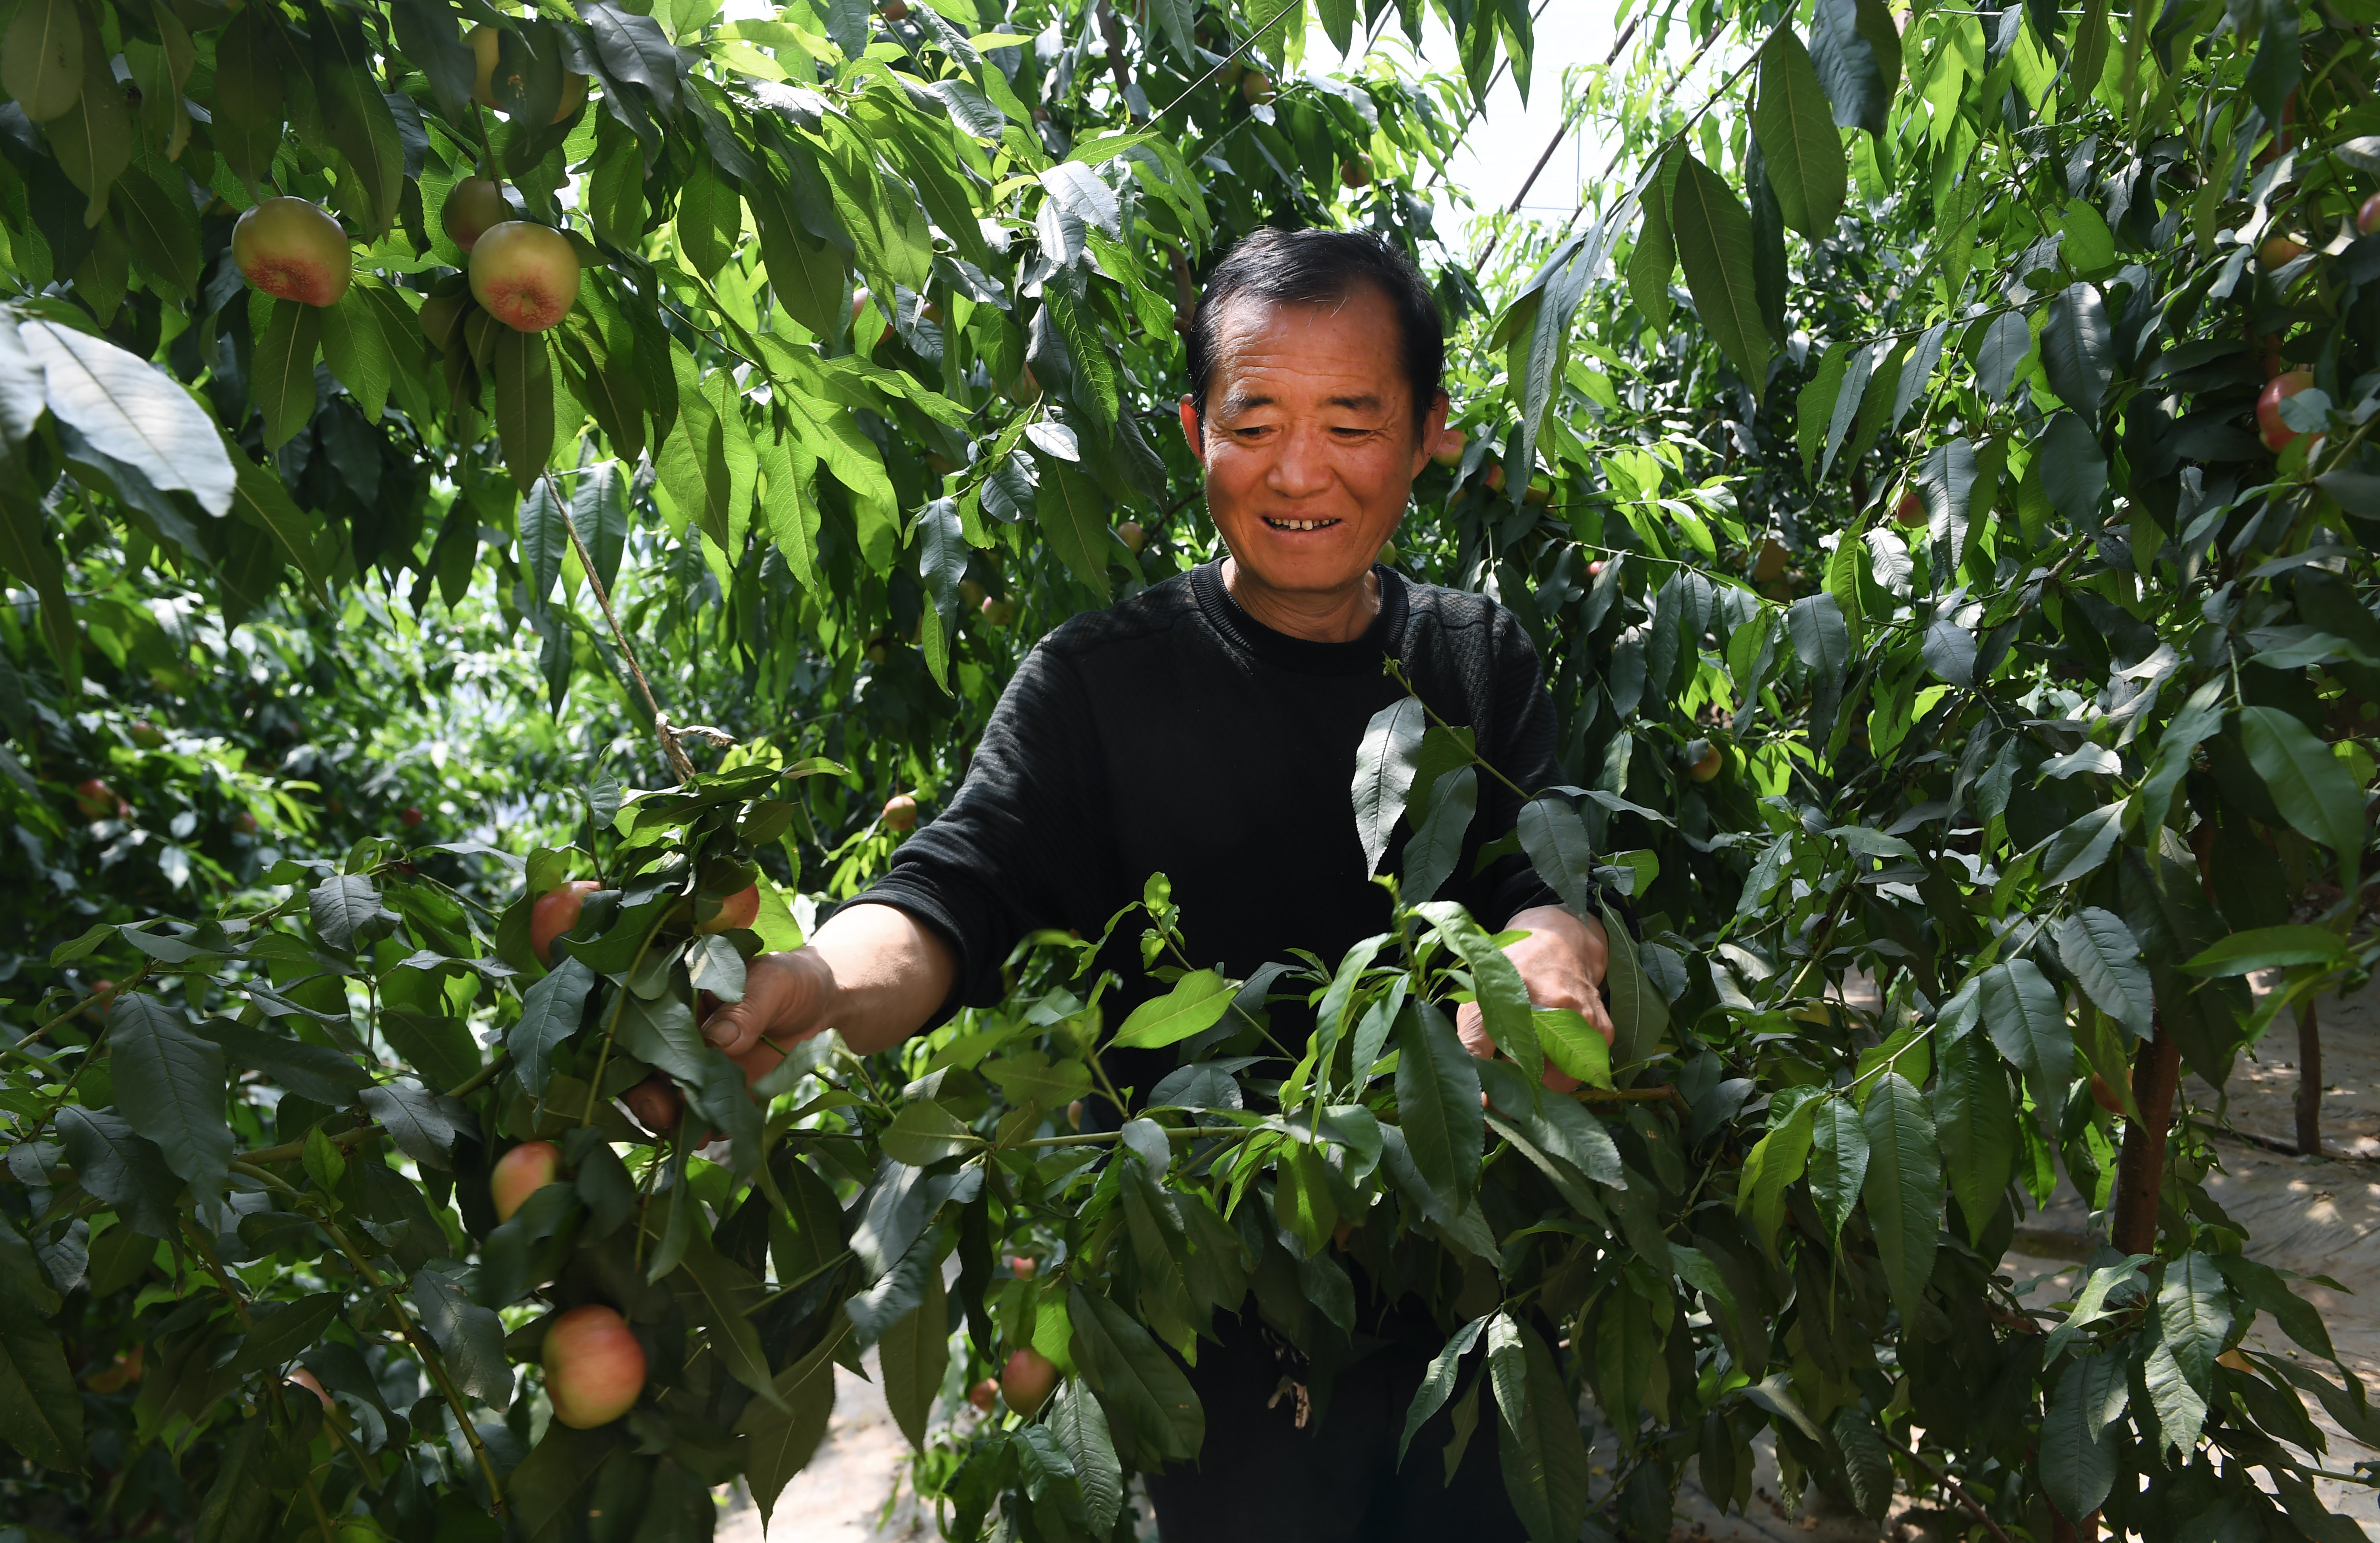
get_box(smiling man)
[701,228,1610,1539]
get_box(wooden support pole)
[2111,1024,2182,1258]
[2297,998,2324,1159]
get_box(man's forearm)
[784,902,957,1055]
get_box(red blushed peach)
[489,1141,561,1223]
[233,198,352,307]
[470,221,581,333]
[695,884,759,935]
[530,880,601,967]
[288,1367,336,1412]
[442,177,511,255]
[543,1305,646,1428]
[882,795,918,832]
[1000,1348,1056,1416]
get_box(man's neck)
[1220,558,1381,644]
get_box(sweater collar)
[1190,560,1408,676]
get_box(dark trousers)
[1142,1309,1528,1543]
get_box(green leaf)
[227,1292,342,1379]
[2058,907,2155,1037]
[2041,281,2113,412]
[1981,959,2072,1109]
[194,1418,272,1543]
[615,988,705,1085]
[493,329,557,494]
[2182,924,2348,976]
[106,992,230,1201]
[878,1262,947,1451]
[1110,968,1238,1051]
[316,37,404,238]
[229,446,332,606]
[1669,155,1771,398]
[209,9,282,189]
[0,457,78,687]
[47,16,127,222]
[506,1423,620,1539]
[1491,1315,1591,1543]
[2,0,82,120]
[879,1099,980,1165]
[1398,1315,1488,1466]
[1933,1026,2015,1245]
[1859,1071,1940,1325]
[1797,341,1849,473]
[2039,802,2125,886]
[1626,151,1677,330]
[407,1268,513,1405]
[1403,764,1476,903]
[1752,27,1846,236]
[1510,234,1603,487]
[2240,705,2367,884]
[2145,1251,2230,1451]
[1534,1007,1613,1090]
[0,1318,82,1470]
[1809,0,1895,135]
[56,1106,180,1236]
[508,956,594,1099]
[2041,1353,2122,1520]
[1068,1285,1202,1465]
[1034,456,1111,600]
[20,318,234,513]
[320,286,393,422]
[1391,1001,1484,1224]
[1737,1093,1815,1256]
[1353,697,1428,876]
[673,1237,781,1410]
[1047,1379,1125,1535]
[1809,1095,1868,1238]
[359,1081,453,1169]
[253,299,321,450]
[1517,795,1599,916]
[739,1318,845,1525]
[1600,900,1670,1077]
[1832,1405,1894,1520]
[309,874,395,951]
[1417,901,1541,1084]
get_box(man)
[702,228,1610,1539]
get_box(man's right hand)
[695,901,959,1073]
[701,949,831,1063]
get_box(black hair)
[1184,228,1445,435]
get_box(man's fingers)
[1580,992,1617,1048]
[1453,1001,1495,1059]
[701,1001,762,1058]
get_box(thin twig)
[542,471,695,784]
[1901,1444,2017,1543]
[1469,12,1644,263]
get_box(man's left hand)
[1453,904,1612,1094]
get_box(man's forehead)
[1207,291,1408,412]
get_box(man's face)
[1179,287,1446,602]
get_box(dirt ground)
[717,978,2380,1541]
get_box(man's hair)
[1184,228,1445,434]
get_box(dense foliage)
[9,0,2380,1537]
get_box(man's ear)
[1178,396,1201,453]
[1411,390,1451,476]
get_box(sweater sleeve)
[859,640,1110,1021]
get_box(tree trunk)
[2111,1027,2182,1257]
[2296,998,2323,1158]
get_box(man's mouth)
[1262,517,1341,532]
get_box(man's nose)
[1264,423,1335,498]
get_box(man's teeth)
[1265,518,1338,531]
